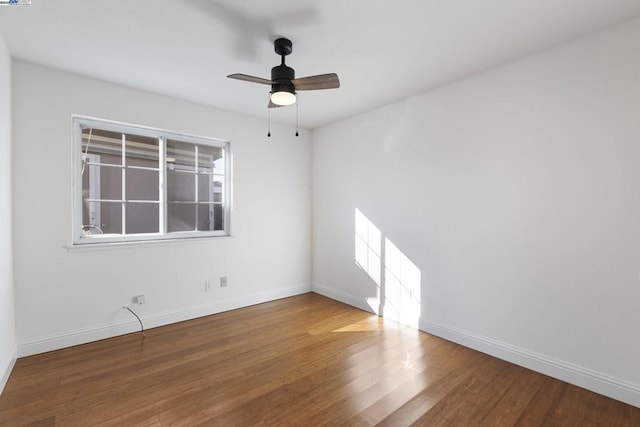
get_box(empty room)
[1,0,640,425]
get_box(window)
[72,116,230,245]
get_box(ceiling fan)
[227,37,340,108]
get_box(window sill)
[64,234,233,252]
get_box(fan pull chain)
[267,105,271,137]
[295,100,299,137]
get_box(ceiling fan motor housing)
[271,64,295,94]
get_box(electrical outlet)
[132,294,145,305]
[220,276,227,287]
[205,280,212,291]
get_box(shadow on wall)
[354,208,421,328]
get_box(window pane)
[213,204,225,231]
[197,203,212,231]
[126,203,159,234]
[197,173,213,203]
[167,139,195,170]
[82,201,122,234]
[125,134,159,168]
[168,203,196,232]
[127,169,159,201]
[196,173,225,204]
[167,168,195,202]
[213,153,225,175]
[198,144,223,173]
[82,128,122,165]
[82,200,99,230]
[213,175,224,203]
[82,164,122,201]
[196,204,224,231]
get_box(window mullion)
[159,136,166,235]
[225,144,230,233]
[121,132,126,235]
[194,144,199,231]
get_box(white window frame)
[72,115,231,245]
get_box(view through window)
[73,117,230,244]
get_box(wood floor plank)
[409,355,510,425]
[373,348,487,426]
[1,293,638,426]
[478,366,545,425]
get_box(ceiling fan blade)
[291,73,340,91]
[227,73,274,85]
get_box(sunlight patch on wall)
[384,238,421,328]
[354,208,422,327]
[355,208,382,314]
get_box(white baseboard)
[0,350,17,396]
[311,282,375,314]
[17,284,311,357]
[420,319,640,408]
[311,282,640,408]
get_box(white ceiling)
[1,0,640,129]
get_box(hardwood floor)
[1,293,638,426]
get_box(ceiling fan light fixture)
[270,90,296,106]
[227,37,339,114]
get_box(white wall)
[12,61,312,356]
[0,32,16,394]
[312,18,640,406]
